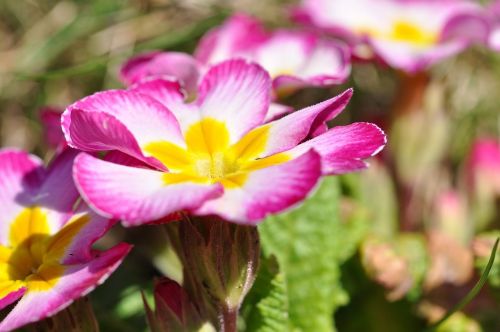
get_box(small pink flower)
[465,138,500,197]
[120,13,350,105]
[0,149,131,331]
[294,0,490,73]
[63,59,385,226]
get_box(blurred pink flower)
[120,13,350,109]
[465,138,500,197]
[293,0,490,73]
[63,59,385,226]
[0,149,131,331]
[432,190,469,244]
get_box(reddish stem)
[220,306,238,332]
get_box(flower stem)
[220,305,238,332]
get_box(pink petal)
[129,78,199,133]
[73,153,224,227]
[255,31,316,80]
[40,107,66,150]
[120,51,161,84]
[0,287,25,311]
[256,31,350,93]
[194,150,322,224]
[289,122,386,174]
[258,88,353,158]
[195,13,268,65]
[368,38,467,73]
[62,90,185,169]
[265,103,294,122]
[291,38,351,85]
[0,149,43,245]
[120,51,201,94]
[197,59,272,143]
[57,206,116,265]
[37,149,81,230]
[0,243,131,331]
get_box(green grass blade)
[426,237,499,331]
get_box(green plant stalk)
[426,237,499,331]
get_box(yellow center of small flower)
[0,207,89,297]
[390,20,437,46]
[358,20,437,47]
[144,118,289,188]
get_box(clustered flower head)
[294,0,490,73]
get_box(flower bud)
[167,215,260,330]
[144,278,215,332]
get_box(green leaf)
[244,256,290,332]
[258,177,365,332]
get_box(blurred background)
[0,0,499,331]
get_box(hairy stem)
[220,305,238,332]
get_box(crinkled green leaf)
[244,255,290,332]
[258,177,366,332]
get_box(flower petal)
[0,243,131,331]
[120,51,201,94]
[0,149,43,245]
[289,122,386,174]
[265,103,294,122]
[36,149,81,231]
[197,59,271,143]
[45,206,116,265]
[0,283,25,311]
[255,31,350,92]
[129,78,200,133]
[236,89,352,159]
[62,90,185,168]
[368,38,466,73]
[194,150,322,224]
[255,31,315,80]
[73,153,224,226]
[40,107,66,150]
[195,13,267,65]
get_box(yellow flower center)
[358,20,437,47]
[0,207,89,297]
[390,20,437,46]
[144,118,289,188]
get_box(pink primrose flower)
[293,0,490,73]
[0,148,131,331]
[465,138,500,196]
[120,13,350,113]
[63,59,385,226]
